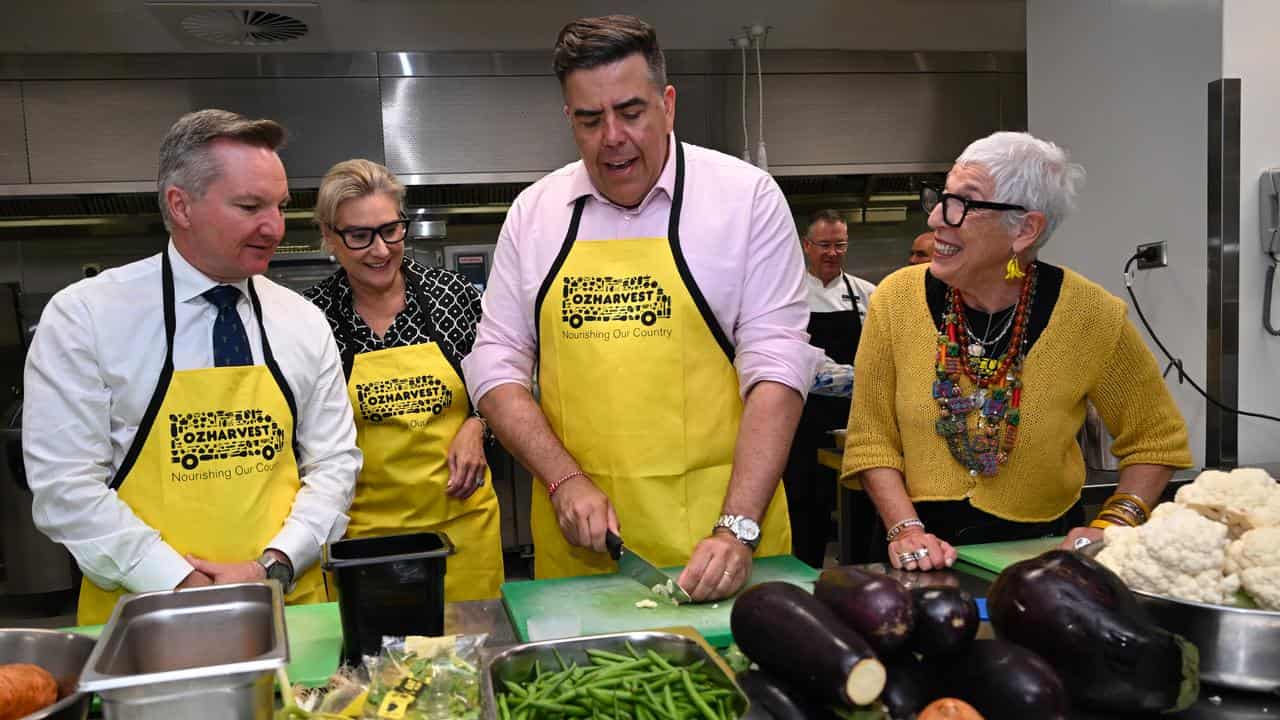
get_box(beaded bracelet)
[547,470,588,497]
[885,518,924,542]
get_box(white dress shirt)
[804,271,877,321]
[464,137,824,403]
[23,241,361,594]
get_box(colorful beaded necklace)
[933,264,1038,476]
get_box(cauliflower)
[1095,503,1240,604]
[1240,567,1280,610]
[1175,467,1280,537]
[1225,527,1280,575]
[1243,490,1280,531]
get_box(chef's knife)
[605,530,693,604]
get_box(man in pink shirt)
[462,15,821,602]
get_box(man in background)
[783,209,876,568]
[909,230,934,265]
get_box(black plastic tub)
[323,531,455,665]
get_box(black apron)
[783,274,864,568]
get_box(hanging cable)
[754,30,768,171]
[1124,253,1280,423]
[739,38,750,163]
[1265,259,1280,336]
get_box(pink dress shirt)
[463,135,822,404]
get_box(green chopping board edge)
[501,554,818,649]
[954,536,1066,574]
[65,601,343,688]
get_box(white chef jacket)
[804,271,876,321]
[22,241,361,594]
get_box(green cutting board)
[65,601,343,688]
[954,536,1065,575]
[501,554,818,648]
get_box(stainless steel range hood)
[0,49,1024,198]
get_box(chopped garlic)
[634,599,659,609]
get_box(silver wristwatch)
[714,514,761,550]
[257,552,295,592]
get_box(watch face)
[265,561,291,585]
[738,518,761,542]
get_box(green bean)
[498,693,512,720]
[680,670,719,720]
[587,648,633,664]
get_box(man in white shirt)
[23,109,360,624]
[784,209,876,567]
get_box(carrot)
[0,663,59,720]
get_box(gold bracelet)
[1105,498,1148,525]
[1105,492,1152,518]
[1096,510,1138,528]
[1089,518,1114,530]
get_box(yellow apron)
[532,140,791,579]
[337,288,504,601]
[78,250,325,625]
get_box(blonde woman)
[305,159,503,600]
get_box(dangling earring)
[1004,253,1025,281]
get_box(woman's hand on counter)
[889,529,956,572]
[446,417,489,499]
[1059,526,1104,551]
[678,532,753,602]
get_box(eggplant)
[909,587,978,658]
[987,549,1199,713]
[815,566,916,655]
[731,581,887,707]
[948,639,1068,720]
[736,668,841,720]
[879,652,945,720]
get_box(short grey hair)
[157,109,287,231]
[954,131,1085,249]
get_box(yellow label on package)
[377,678,425,719]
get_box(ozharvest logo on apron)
[559,274,674,341]
[168,408,284,471]
[354,374,453,424]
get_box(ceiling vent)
[148,2,321,49]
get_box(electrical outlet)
[1135,241,1168,270]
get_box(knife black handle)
[605,530,623,561]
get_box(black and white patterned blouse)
[304,257,483,384]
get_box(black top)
[304,257,482,373]
[925,261,1064,358]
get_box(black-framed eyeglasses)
[330,216,409,250]
[921,185,1026,228]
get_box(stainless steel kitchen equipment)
[77,581,288,720]
[0,628,97,720]
[483,630,749,718]
[1132,589,1280,694]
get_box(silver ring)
[897,551,919,564]
[723,570,733,577]
[1073,537,1093,550]
[916,548,930,558]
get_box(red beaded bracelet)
[547,470,588,497]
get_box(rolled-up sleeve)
[733,174,824,398]
[271,318,361,575]
[463,195,539,404]
[24,290,193,593]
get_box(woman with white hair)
[305,158,504,600]
[841,131,1193,571]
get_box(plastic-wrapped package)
[362,635,486,720]
[810,359,854,398]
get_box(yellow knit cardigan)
[840,263,1193,522]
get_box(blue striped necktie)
[202,285,253,367]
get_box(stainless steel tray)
[1082,543,1280,693]
[0,628,97,720]
[78,581,289,720]
[483,630,749,718]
